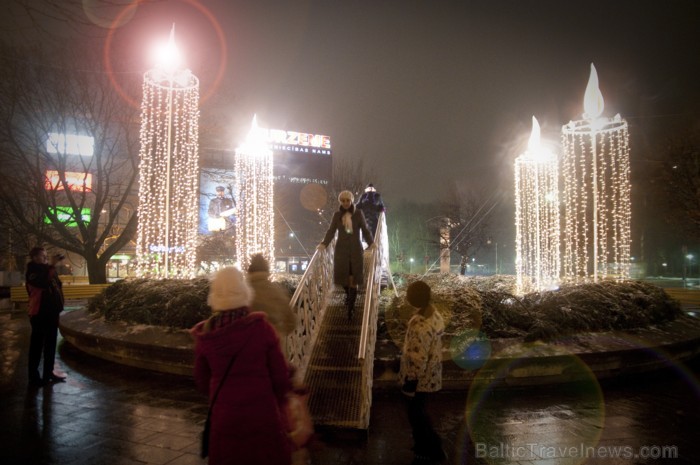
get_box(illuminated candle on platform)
[235,115,275,271]
[136,25,200,279]
[561,64,631,283]
[514,116,560,294]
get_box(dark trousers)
[405,392,443,456]
[28,316,59,380]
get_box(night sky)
[4,0,700,207]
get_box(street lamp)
[409,257,414,273]
[487,238,500,275]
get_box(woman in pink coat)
[191,267,293,465]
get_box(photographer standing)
[26,247,66,387]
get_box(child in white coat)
[399,280,447,462]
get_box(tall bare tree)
[387,200,435,273]
[431,183,497,270]
[657,126,700,239]
[319,157,381,225]
[0,43,140,283]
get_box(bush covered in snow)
[87,273,302,329]
[383,273,683,344]
[87,272,681,342]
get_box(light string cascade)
[135,30,200,279]
[235,116,275,271]
[561,64,631,283]
[514,116,561,294]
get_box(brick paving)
[1,308,699,465]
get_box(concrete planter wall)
[61,308,700,387]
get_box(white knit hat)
[207,267,252,312]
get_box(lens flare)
[461,343,605,465]
[449,329,492,371]
[103,0,227,107]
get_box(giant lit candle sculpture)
[515,116,560,294]
[235,115,275,271]
[136,26,200,278]
[561,64,631,283]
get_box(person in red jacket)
[191,266,293,465]
[26,247,66,387]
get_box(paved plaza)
[1,308,699,465]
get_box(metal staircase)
[288,212,392,429]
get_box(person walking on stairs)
[317,190,374,320]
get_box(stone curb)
[60,308,194,376]
[60,308,700,387]
[376,315,700,389]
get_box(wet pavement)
[1,308,699,465]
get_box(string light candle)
[514,116,560,294]
[234,115,275,271]
[136,26,200,278]
[561,64,631,283]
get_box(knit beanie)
[207,267,252,312]
[248,253,269,273]
[406,280,431,309]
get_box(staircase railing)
[355,212,388,428]
[287,237,335,380]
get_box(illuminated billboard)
[46,133,94,156]
[198,128,332,267]
[267,129,331,154]
[44,206,91,227]
[267,129,332,260]
[44,170,93,191]
[199,168,237,235]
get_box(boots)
[347,287,358,320]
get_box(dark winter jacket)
[25,262,64,320]
[356,191,385,236]
[191,310,293,465]
[321,205,374,286]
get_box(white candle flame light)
[235,115,275,271]
[154,24,182,73]
[514,116,560,294]
[561,64,631,284]
[583,63,605,119]
[136,25,200,279]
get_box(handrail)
[287,236,336,380]
[358,212,387,359]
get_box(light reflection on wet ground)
[0,310,698,465]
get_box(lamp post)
[135,25,200,278]
[494,241,498,274]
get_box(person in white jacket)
[399,280,446,462]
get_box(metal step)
[304,289,368,428]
